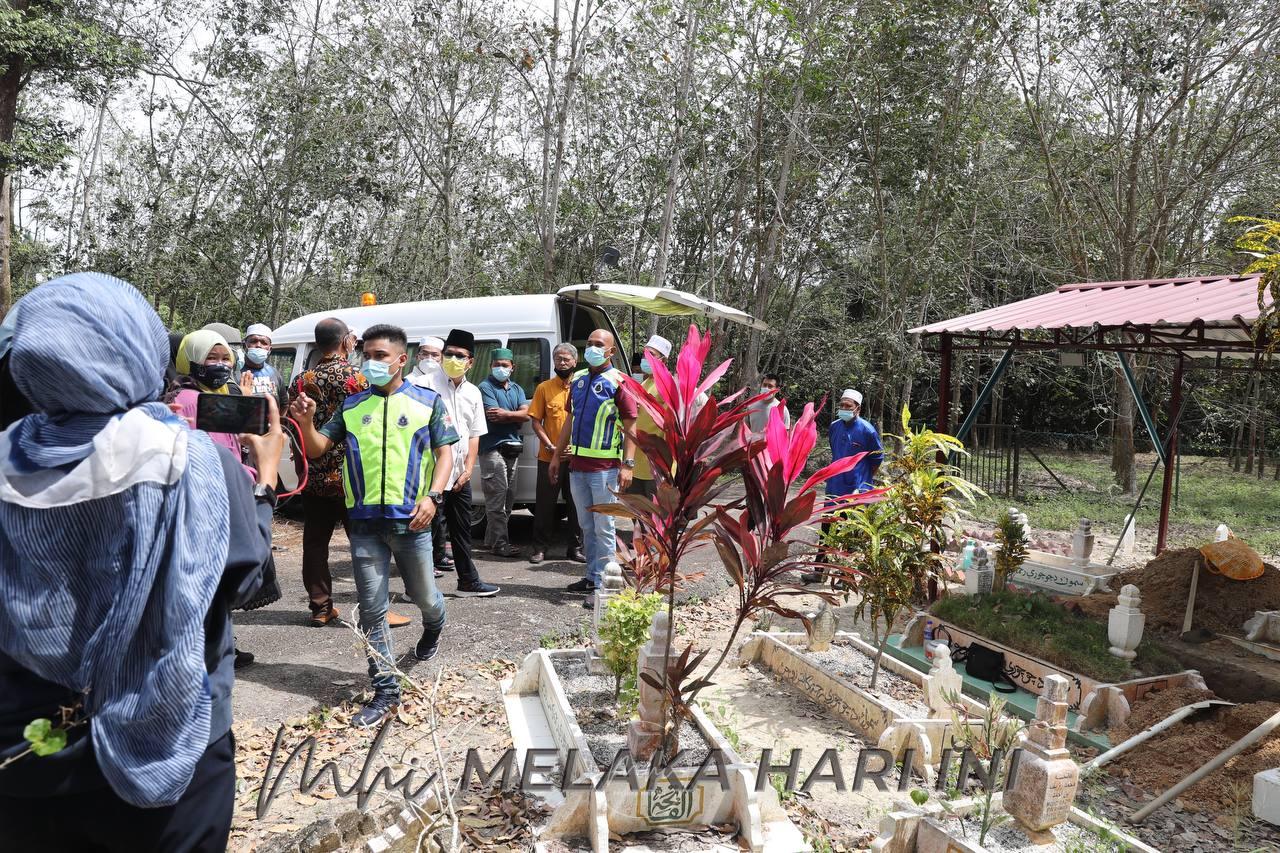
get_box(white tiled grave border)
[869,793,1160,853]
[501,648,810,853]
[738,631,988,782]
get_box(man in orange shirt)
[528,343,584,564]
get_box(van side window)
[269,347,296,384]
[466,339,546,399]
[507,338,548,398]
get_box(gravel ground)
[807,641,931,718]
[552,654,710,771]
[931,814,1127,852]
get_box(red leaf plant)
[595,324,887,759]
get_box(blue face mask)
[362,358,396,387]
[492,366,512,382]
[246,347,269,366]
[640,358,655,375]
[837,409,856,422]
[584,345,607,367]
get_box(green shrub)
[599,589,665,699]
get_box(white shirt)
[411,369,487,488]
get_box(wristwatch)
[253,483,277,508]
[622,458,636,469]
[427,490,444,505]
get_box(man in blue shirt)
[804,388,882,583]
[828,388,882,494]
[478,347,529,557]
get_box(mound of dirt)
[1106,547,1280,637]
[1108,684,1218,743]
[1110,700,1280,814]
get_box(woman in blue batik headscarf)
[0,273,283,853]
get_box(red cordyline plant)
[600,324,887,758]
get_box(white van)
[268,284,766,506]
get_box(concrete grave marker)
[1108,584,1144,660]
[1071,519,1095,567]
[805,601,837,652]
[925,645,962,719]
[588,562,626,675]
[1005,674,1079,838]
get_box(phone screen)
[195,393,269,435]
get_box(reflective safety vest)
[568,367,626,459]
[341,383,448,520]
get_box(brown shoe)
[309,605,341,627]
[387,611,411,628]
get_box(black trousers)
[302,493,349,614]
[442,486,481,586]
[0,732,235,853]
[533,459,581,553]
[431,512,448,563]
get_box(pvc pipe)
[1085,700,1232,771]
[1131,708,1280,822]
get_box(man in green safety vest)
[549,327,638,610]
[291,323,459,728]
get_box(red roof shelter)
[910,275,1276,555]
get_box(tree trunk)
[742,0,817,390]
[0,2,27,316]
[1110,367,1137,493]
[650,2,698,292]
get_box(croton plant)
[597,324,888,759]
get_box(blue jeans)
[569,467,619,587]
[349,520,446,697]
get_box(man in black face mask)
[528,342,584,564]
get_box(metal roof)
[909,275,1272,354]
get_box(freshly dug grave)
[551,655,710,771]
[1070,548,1280,637]
[1108,699,1280,814]
[1107,683,1218,743]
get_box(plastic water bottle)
[924,618,935,660]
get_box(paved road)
[231,506,726,726]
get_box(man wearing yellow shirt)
[628,334,673,499]
[528,343,585,564]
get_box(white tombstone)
[588,562,627,674]
[1107,584,1144,660]
[1244,611,1280,644]
[806,600,837,652]
[926,645,963,718]
[1254,768,1280,826]
[1119,514,1136,557]
[963,546,994,596]
[1071,518,1095,566]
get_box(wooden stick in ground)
[1130,708,1280,822]
[1181,555,1201,635]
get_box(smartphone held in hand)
[195,393,269,435]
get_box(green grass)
[973,450,1280,557]
[931,589,1184,683]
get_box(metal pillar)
[937,333,953,434]
[1156,357,1185,554]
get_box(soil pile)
[1110,699,1280,814]
[1108,684,1217,743]
[1074,548,1280,636]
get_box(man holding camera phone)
[291,324,459,729]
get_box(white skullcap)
[644,334,672,359]
[841,388,863,405]
[421,336,445,350]
[245,323,273,340]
